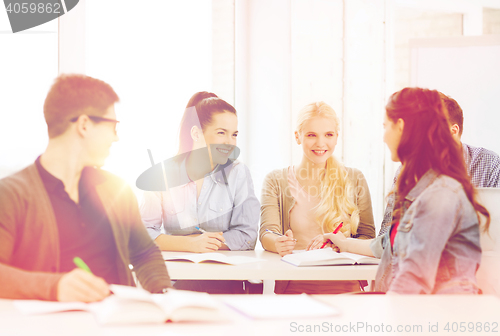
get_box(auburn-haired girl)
[325,87,490,294]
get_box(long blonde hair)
[296,102,360,236]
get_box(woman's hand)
[324,232,348,252]
[189,232,225,253]
[306,234,329,251]
[306,234,341,252]
[275,229,296,257]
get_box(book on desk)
[164,252,263,265]
[13,284,342,325]
[282,249,380,267]
[14,285,226,325]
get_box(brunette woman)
[140,92,260,293]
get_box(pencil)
[265,229,297,241]
[73,257,93,274]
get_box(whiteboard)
[410,35,500,156]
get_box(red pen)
[320,222,343,249]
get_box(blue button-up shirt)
[140,159,259,250]
[463,143,500,188]
[371,169,482,294]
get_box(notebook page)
[339,252,380,264]
[14,300,87,315]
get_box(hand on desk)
[189,232,225,253]
[275,229,296,257]
[57,269,110,303]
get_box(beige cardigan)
[0,163,171,301]
[259,166,375,241]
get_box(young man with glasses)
[0,74,171,302]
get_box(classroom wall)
[236,0,388,232]
[484,7,500,34]
[410,35,500,157]
[2,0,500,234]
[394,7,463,92]
[212,0,235,106]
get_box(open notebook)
[163,252,263,265]
[14,285,226,325]
[282,249,380,267]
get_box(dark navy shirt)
[35,157,121,285]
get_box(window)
[0,11,58,178]
[85,0,235,191]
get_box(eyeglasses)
[70,115,120,135]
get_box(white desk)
[2,295,499,336]
[163,250,378,280]
[162,250,379,293]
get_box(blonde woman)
[260,101,375,294]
